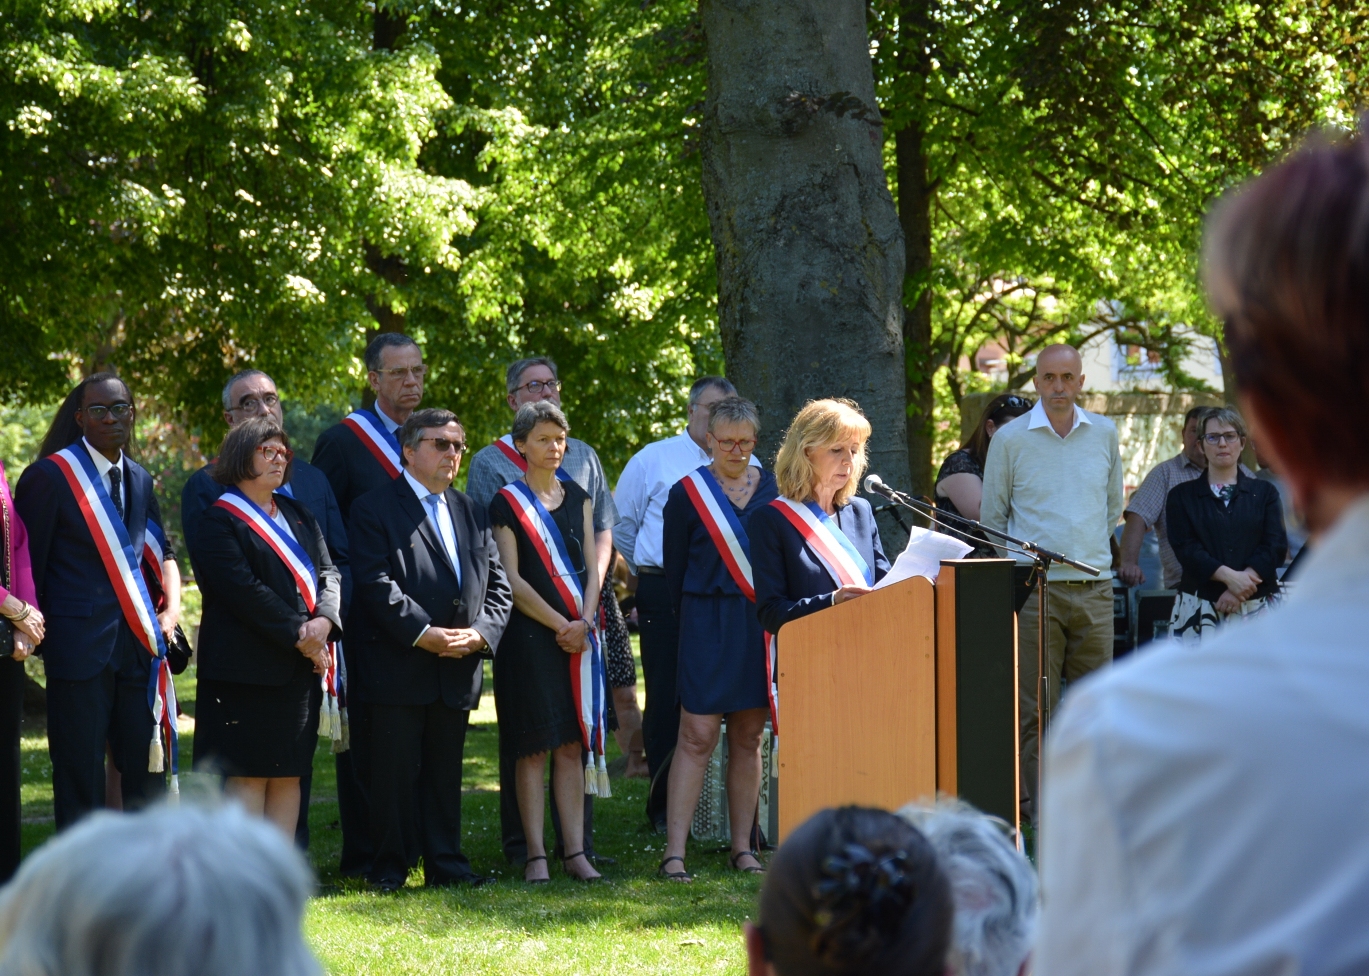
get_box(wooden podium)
[776,558,1018,840]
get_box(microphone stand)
[865,480,1101,832]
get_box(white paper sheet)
[872,526,975,588]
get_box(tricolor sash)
[212,489,344,745]
[680,466,755,600]
[494,435,573,483]
[769,497,874,588]
[497,479,610,796]
[48,446,176,776]
[140,517,180,788]
[342,409,402,479]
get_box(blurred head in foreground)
[1204,125,1369,534]
[900,800,1038,976]
[0,803,321,976]
[745,806,952,976]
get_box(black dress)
[490,480,593,760]
[933,448,996,558]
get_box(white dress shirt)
[612,431,759,573]
[1038,494,1369,976]
[403,470,461,645]
[82,438,128,518]
[374,403,402,434]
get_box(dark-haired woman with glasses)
[192,418,342,836]
[489,401,603,883]
[1165,407,1287,643]
[934,394,1033,556]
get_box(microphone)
[864,474,895,499]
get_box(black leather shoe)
[370,878,404,894]
[427,874,496,889]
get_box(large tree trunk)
[896,0,935,503]
[699,0,911,545]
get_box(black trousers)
[48,627,165,830]
[0,657,24,882]
[369,701,475,886]
[636,573,680,826]
[498,737,595,864]
[335,700,375,874]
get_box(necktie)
[424,494,461,588]
[108,465,125,524]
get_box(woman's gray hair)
[707,396,759,435]
[511,401,569,445]
[0,803,321,976]
[1203,405,1248,442]
[899,799,1038,976]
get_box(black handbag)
[165,623,192,675]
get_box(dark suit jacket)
[15,447,165,681]
[181,459,351,610]
[347,476,513,710]
[751,495,891,635]
[312,417,401,524]
[192,495,343,686]
[1167,471,1287,603]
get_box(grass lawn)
[18,602,757,976]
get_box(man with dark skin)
[17,375,180,827]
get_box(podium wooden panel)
[776,576,938,839]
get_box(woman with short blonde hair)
[750,398,890,668]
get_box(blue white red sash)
[48,446,176,776]
[497,479,610,796]
[494,435,573,483]
[769,497,874,588]
[140,516,180,787]
[212,489,343,744]
[680,466,755,600]
[342,409,402,479]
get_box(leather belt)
[636,566,666,577]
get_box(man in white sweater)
[980,343,1123,820]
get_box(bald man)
[979,344,1123,821]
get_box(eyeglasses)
[373,366,428,380]
[1204,432,1242,445]
[514,378,561,396]
[84,403,133,421]
[231,393,280,413]
[419,437,466,455]
[256,444,294,463]
[713,438,756,454]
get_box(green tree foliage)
[873,0,1369,411]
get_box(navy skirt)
[677,593,769,715]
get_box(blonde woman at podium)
[750,398,891,706]
[658,397,778,882]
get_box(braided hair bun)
[757,807,952,976]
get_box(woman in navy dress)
[751,397,890,641]
[659,398,778,882]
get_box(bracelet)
[2,602,30,623]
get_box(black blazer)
[192,495,343,686]
[312,417,401,524]
[347,476,513,710]
[181,459,352,611]
[15,448,164,682]
[1166,471,1287,603]
[751,495,891,635]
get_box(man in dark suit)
[180,368,349,851]
[15,374,172,827]
[310,332,426,875]
[348,408,512,890]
